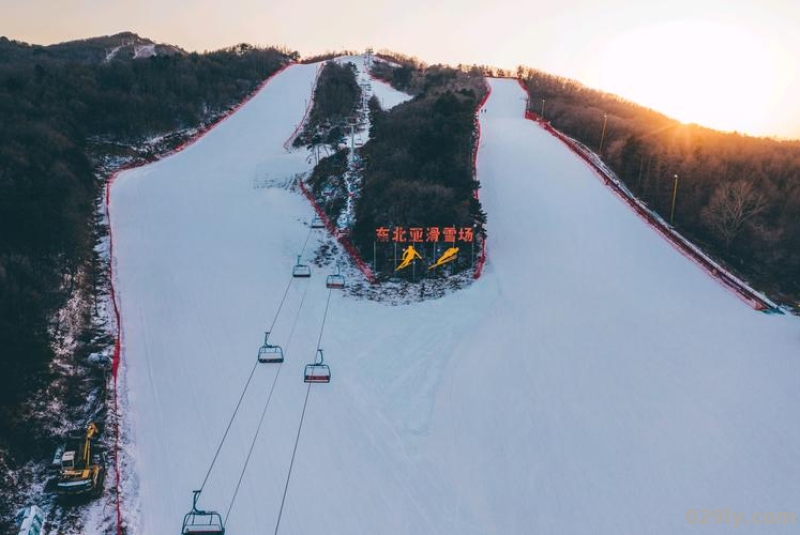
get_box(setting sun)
[594,20,794,136]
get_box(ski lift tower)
[365,47,373,69]
[347,116,358,153]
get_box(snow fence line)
[282,63,324,151]
[515,79,778,313]
[295,67,490,283]
[103,174,124,534]
[297,179,376,283]
[103,61,294,535]
[364,65,400,95]
[290,59,376,284]
[472,79,492,279]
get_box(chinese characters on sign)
[374,225,478,274]
[375,226,474,243]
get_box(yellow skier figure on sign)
[396,245,423,271]
[429,247,459,269]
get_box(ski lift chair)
[257,332,284,363]
[292,255,311,278]
[325,265,345,289]
[182,491,225,535]
[311,215,325,229]
[304,349,331,383]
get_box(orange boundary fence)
[472,81,492,279]
[516,79,778,312]
[104,61,293,534]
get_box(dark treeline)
[295,61,362,147]
[295,61,362,234]
[352,63,487,276]
[299,50,359,64]
[372,50,516,81]
[0,34,292,419]
[518,67,800,303]
[12,31,186,65]
[307,147,350,222]
[371,53,489,98]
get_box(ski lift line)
[274,289,333,535]
[198,358,260,494]
[224,358,284,526]
[315,288,334,350]
[223,276,312,526]
[273,383,312,535]
[269,222,312,333]
[198,259,307,493]
[283,272,314,355]
[299,222,314,257]
[268,273,296,334]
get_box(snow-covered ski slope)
[110,64,800,535]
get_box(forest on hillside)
[0,35,292,523]
[517,67,800,304]
[294,56,487,279]
[294,60,362,148]
[354,60,487,277]
[293,60,362,232]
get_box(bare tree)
[702,180,767,250]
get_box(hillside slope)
[109,66,800,534]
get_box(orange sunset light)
[594,20,796,137]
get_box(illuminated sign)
[373,225,478,276]
[395,245,423,271]
[429,247,459,269]
[375,226,474,243]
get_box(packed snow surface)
[110,65,800,534]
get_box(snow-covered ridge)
[102,35,180,63]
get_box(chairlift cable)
[268,274,295,334]
[187,219,319,526]
[315,288,333,350]
[198,243,309,493]
[199,275,296,492]
[223,362,282,525]
[273,382,312,535]
[300,223,314,257]
[269,219,316,333]
[198,358,259,493]
[224,276,312,525]
[273,289,333,535]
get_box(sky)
[3,0,799,139]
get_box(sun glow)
[595,20,793,136]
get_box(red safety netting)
[516,79,775,312]
[103,61,294,534]
[297,179,376,283]
[472,80,492,279]
[282,63,324,150]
